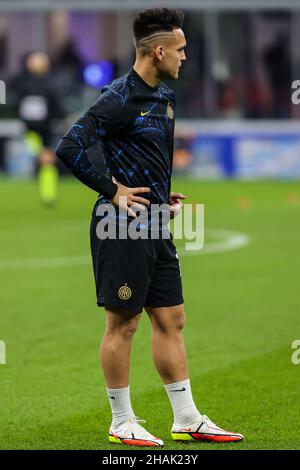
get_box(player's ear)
[155,46,164,61]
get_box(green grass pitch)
[0,177,299,450]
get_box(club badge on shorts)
[118,283,132,300]
[167,103,174,119]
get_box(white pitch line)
[177,228,250,256]
[0,228,250,270]
[0,256,90,269]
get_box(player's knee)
[152,307,185,334]
[121,316,140,337]
[173,309,185,332]
[107,312,141,338]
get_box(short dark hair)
[133,8,184,44]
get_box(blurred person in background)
[51,38,85,115]
[0,33,9,172]
[263,33,291,118]
[10,51,60,206]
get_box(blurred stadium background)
[0,0,299,450]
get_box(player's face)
[157,29,187,80]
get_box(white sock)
[106,385,135,430]
[164,379,202,426]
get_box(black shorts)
[90,203,184,313]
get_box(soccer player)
[56,8,243,447]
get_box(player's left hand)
[168,192,186,219]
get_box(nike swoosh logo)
[140,110,150,116]
[170,387,186,392]
[108,396,115,399]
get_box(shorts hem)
[144,297,184,309]
[97,300,143,314]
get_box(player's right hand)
[110,177,150,218]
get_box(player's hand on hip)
[168,192,187,219]
[110,178,150,218]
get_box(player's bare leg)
[100,308,141,388]
[145,304,188,383]
[101,307,163,446]
[146,304,243,443]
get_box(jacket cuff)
[99,177,118,199]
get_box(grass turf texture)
[0,177,299,450]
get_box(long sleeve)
[56,86,126,198]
